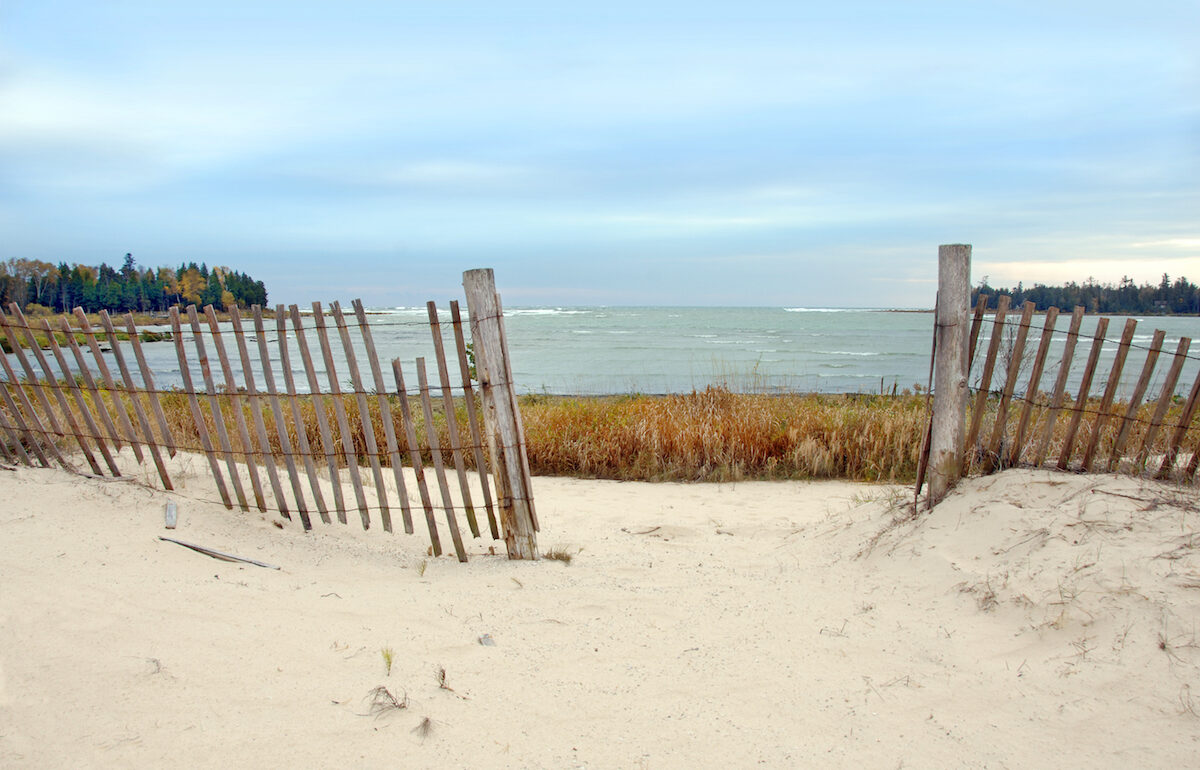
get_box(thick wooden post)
[463,268,538,560]
[926,244,971,509]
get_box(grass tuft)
[412,716,435,740]
[367,685,407,717]
[381,646,395,676]
[543,546,574,564]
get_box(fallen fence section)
[0,270,538,561]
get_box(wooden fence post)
[462,268,538,559]
[926,244,971,509]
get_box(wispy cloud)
[1131,238,1200,250]
[979,256,1200,288]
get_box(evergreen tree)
[1,256,269,314]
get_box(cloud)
[1131,238,1200,250]
[287,160,542,193]
[979,256,1200,288]
[597,214,775,229]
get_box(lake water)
[487,306,1200,397]
[12,306,1200,398]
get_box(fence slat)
[1081,318,1137,471]
[0,411,15,463]
[353,300,414,535]
[494,294,538,532]
[1107,328,1165,472]
[310,302,371,530]
[0,384,30,464]
[0,320,58,467]
[118,312,178,457]
[983,300,1035,472]
[6,305,103,474]
[56,317,126,454]
[80,310,171,487]
[0,423,13,463]
[0,309,75,468]
[186,305,250,511]
[1184,426,1200,480]
[169,307,232,509]
[417,357,468,562]
[451,300,498,539]
[203,306,268,512]
[428,301,480,538]
[967,294,988,370]
[963,294,1010,471]
[0,406,14,463]
[71,310,144,462]
[226,306,297,523]
[1034,306,1085,467]
[39,318,121,476]
[331,301,391,532]
[392,358,442,555]
[1157,365,1200,479]
[1009,306,1059,466]
[0,379,41,466]
[1058,317,1110,469]
[245,306,312,525]
[1,376,56,466]
[286,304,346,521]
[1138,336,1191,472]
[266,306,329,525]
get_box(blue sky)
[1,1,1196,308]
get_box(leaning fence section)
[959,294,1200,483]
[0,275,538,561]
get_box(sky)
[1,1,1197,308]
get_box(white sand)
[2,453,1199,768]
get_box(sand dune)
[2,455,1198,767]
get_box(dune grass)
[6,379,1196,484]
[68,385,929,482]
[518,388,926,482]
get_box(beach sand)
[2,454,1199,767]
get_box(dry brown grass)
[964,392,1194,477]
[518,387,927,482]
[6,378,1198,485]
[133,386,928,482]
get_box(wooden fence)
[0,269,538,561]
[949,293,1200,483]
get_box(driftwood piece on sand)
[158,536,280,570]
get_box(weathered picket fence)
[921,244,1200,507]
[959,295,1200,481]
[0,268,538,561]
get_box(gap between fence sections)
[0,292,534,562]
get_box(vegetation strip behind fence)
[0,273,539,560]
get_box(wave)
[506,308,591,317]
[365,307,429,316]
[817,350,882,357]
[783,307,855,313]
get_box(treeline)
[973,274,1200,315]
[0,254,267,314]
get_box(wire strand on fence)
[954,297,1200,481]
[0,298,513,556]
